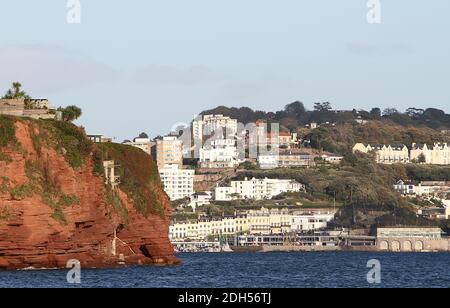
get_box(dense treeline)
[202,102,450,131]
[203,102,450,156]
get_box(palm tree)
[2,82,31,100]
[57,105,83,122]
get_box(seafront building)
[156,136,183,170]
[159,164,194,201]
[169,208,336,241]
[215,177,304,201]
[376,227,449,252]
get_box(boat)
[220,242,233,252]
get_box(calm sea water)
[1,252,449,288]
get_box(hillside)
[306,120,450,156]
[199,104,450,231]
[0,115,178,270]
[233,157,449,230]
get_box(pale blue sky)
[0,0,449,140]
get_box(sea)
[1,252,450,288]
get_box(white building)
[258,154,280,169]
[215,177,304,201]
[393,180,416,195]
[159,164,194,201]
[411,143,450,165]
[199,138,240,168]
[192,114,238,142]
[291,211,335,232]
[189,191,213,212]
[321,154,344,164]
[414,181,450,197]
[353,143,410,164]
[393,180,450,197]
[169,208,336,241]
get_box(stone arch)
[415,241,424,252]
[391,241,401,252]
[403,241,412,252]
[379,241,389,251]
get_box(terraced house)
[410,143,450,165]
[352,143,410,164]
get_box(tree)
[370,108,382,119]
[138,132,149,139]
[382,108,399,117]
[314,102,332,112]
[417,153,426,164]
[58,105,82,122]
[285,101,306,118]
[405,107,424,119]
[2,82,31,100]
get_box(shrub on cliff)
[9,183,34,201]
[36,119,93,169]
[95,143,165,217]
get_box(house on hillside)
[353,143,410,164]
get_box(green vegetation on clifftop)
[95,142,165,218]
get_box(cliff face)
[0,116,178,270]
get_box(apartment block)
[215,177,304,201]
[159,164,194,201]
[156,136,183,170]
[192,114,238,142]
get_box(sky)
[0,0,449,141]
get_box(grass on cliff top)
[95,142,165,218]
[1,116,92,169]
[32,119,93,169]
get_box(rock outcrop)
[0,117,178,270]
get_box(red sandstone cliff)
[0,119,178,270]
